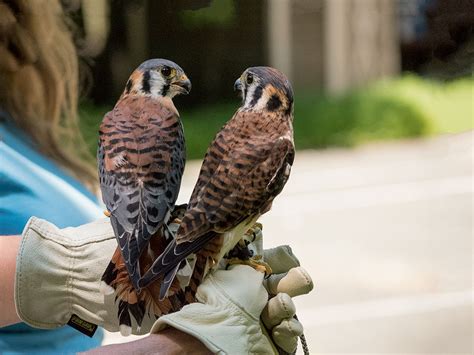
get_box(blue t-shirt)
[0,114,104,354]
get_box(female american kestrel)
[139,67,295,301]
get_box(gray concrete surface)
[103,132,473,354]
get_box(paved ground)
[103,132,473,354]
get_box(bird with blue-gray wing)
[98,59,191,334]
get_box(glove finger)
[264,245,300,274]
[262,293,295,329]
[264,266,314,297]
[203,265,268,317]
[272,318,304,354]
[277,266,314,297]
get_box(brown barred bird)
[98,59,190,333]
[139,66,295,300]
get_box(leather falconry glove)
[15,217,156,335]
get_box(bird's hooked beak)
[172,74,192,95]
[234,78,243,92]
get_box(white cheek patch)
[253,90,271,111]
[147,71,166,98]
[244,85,257,108]
[244,83,269,111]
[244,84,285,112]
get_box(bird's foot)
[104,210,111,217]
[226,238,253,259]
[245,222,263,241]
[226,255,272,276]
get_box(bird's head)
[124,59,191,99]
[234,66,294,115]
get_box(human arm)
[0,235,21,327]
[82,328,211,355]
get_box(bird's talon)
[237,239,247,248]
[249,228,257,242]
[245,222,263,242]
[226,256,272,276]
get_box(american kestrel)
[98,59,191,331]
[139,67,295,300]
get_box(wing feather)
[180,135,294,243]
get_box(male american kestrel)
[139,67,295,300]
[98,59,191,331]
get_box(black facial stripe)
[266,75,294,105]
[161,84,170,96]
[125,79,133,94]
[249,86,263,106]
[285,86,294,105]
[142,71,151,93]
[267,94,282,111]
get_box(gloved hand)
[14,217,155,335]
[152,226,313,354]
[15,217,313,354]
[262,245,313,354]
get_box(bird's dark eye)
[161,66,172,77]
[246,73,254,85]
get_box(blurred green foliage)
[371,75,473,134]
[180,0,235,28]
[79,75,473,161]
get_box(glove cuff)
[15,217,72,328]
[15,217,115,329]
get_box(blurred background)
[68,0,472,353]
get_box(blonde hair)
[0,0,97,190]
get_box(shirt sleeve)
[0,169,42,235]
[0,142,103,235]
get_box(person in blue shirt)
[0,0,104,352]
[0,117,105,353]
[0,2,312,354]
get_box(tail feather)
[102,247,214,330]
[102,245,188,330]
[101,256,118,285]
[183,235,224,303]
[109,217,142,291]
[101,219,224,330]
[138,231,216,289]
[118,300,132,329]
[128,300,146,326]
[160,263,181,300]
[183,252,207,303]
